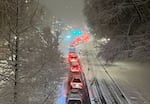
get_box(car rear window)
[71,56,77,58]
[72,65,78,68]
[68,100,81,104]
[73,79,81,82]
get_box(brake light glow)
[80,83,83,87]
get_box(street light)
[25,0,28,3]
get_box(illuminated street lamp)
[25,0,28,3]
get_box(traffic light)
[72,30,77,35]
[71,29,83,36]
[77,30,82,35]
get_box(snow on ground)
[104,61,150,103]
[0,60,11,86]
[81,40,150,104]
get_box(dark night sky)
[40,0,85,27]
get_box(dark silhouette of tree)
[84,0,150,62]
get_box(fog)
[40,0,85,27]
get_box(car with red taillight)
[70,76,83,89]
[70,64,82,72]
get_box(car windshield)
[68,100,81,104]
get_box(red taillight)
[78,66,82,70]
[80,83,83,87]
[77,67,81,71]
[77,65,82,70]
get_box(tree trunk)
[14,0,19,104]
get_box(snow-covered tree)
[84,0,150,62]
[0,0,65,104]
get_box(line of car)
[66,45,85,104]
